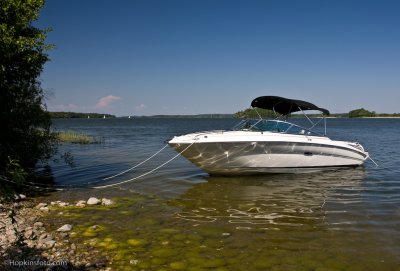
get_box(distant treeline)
[233,108,338,118]
[50,109,400,119]
[348,108,400,118]
[234,108,400,118]
[50,112,116,118]
[234,108,276,118]
[136,114,234,119]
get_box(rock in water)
[101,198,115,206]
[76,200,86,207]
[57,224,73,232]
[18,194,27,200]
[87,197,101,205]
[58,202,69,207]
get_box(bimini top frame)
[249,96,330,136]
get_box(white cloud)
[96,95,121,108]
[135,103,146,112]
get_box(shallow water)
[46,118,400,270]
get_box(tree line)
[234,108,400,118]
[50,112,116,118]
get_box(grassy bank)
[57,131,103,144]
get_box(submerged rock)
[87,197,101,205]
[126,239,147,247]
[57,224,73,232]
[15,194,26,200]
[58,202,69,207]
[170,261,187,270]
[152,248,179,258]
[76,200,86,207]
[130,259,139,265]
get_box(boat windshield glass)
[233,119,319,135]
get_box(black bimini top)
[251,96,330,116]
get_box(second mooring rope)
[93,140,196,189]
[102,144,169,181]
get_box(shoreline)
[50,115,400,120]
[358,116,400,118]
[0,196,115,271]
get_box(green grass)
[57,131,103,144]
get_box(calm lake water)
[46,118,399,270]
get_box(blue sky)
[37,0,400,116]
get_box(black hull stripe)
[223,141,367,158]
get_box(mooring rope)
[367,154,379,167]
[0,176,65,191]
[0,141,194,191]
[102,143,169,181]
[93,140,197,189]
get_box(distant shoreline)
[48,111,400,119]
[50,116,400,119]
[359,116,400,119]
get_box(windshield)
[233,119,320,135]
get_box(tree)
[0,0,57,184]
[348,108,376,118]
[234,108,277,118]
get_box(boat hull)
[169,138,368,175]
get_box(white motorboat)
[168,96,369,174]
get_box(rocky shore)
[0,196,115,271]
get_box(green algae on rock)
[152,247,180,258]
[126,238,148,247]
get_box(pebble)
[57,224,73,232]
[101,198,115,206]
[76,200,86,207]
[58,202,69,207]
[39,233,48,240]
[34,221,44,228]
[130,259,139,265]
[1,199,118,270]
[20,194,26,199]
[45,240,56,248]
[36,203,47,209]
[24,229,34,239]
[90,225,99,230]
[87,197,101,205]
[39,236,54,244]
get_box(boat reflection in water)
[172,167,367,229]
[169,167,399,269]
